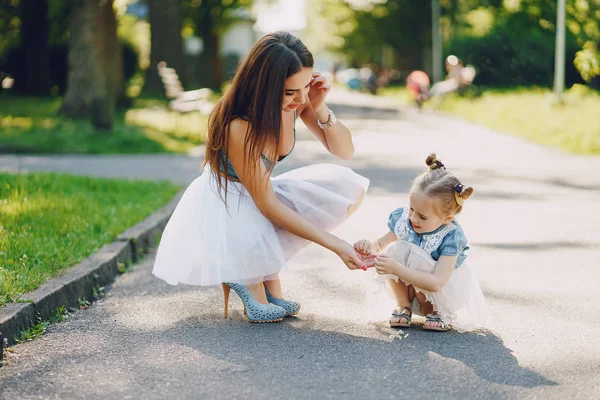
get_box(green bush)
[447,17,584,87]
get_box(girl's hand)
[354,240,377,269]
[374,254,401,276]
[335,239,368,271]
[354,239,372,256]
[308,71,331,112]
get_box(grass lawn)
[379,85,600,155]
[0,172,180,306]
[0,96,209,154]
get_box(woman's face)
[282,67,313,112]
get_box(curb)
[0,190,184,353]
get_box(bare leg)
[415,291,434,317]
[389,279,411,306]
[263,274,282,298]
[247,282,268,304]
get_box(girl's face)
[408,190,453,234]
[282,67,313,112]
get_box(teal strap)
[221,111,297,179]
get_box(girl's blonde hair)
[411,153,474,216]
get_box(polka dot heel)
[222,283,286,323]
[264,287,301,317]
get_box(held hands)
[354,239,376,256]
[353,239,401,275]
[308,71,331,113]
[334,239,370,271]
[353,239,378,269]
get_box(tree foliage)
[182,0,253,89]
[312,0,600,86]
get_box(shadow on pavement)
[0,261,558,399]
[158,316,557,396]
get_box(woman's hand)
[334,239,368,271]
[374,254,401,276]
[354,240,378,269]
[308,71,331,113]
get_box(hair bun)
[425,153,445,171]
[460,185,474,200]
[454,184,473,205]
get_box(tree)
[144,0,186,95]
[61,0,124,129]
[304,0,357,55]
[0,0,20,59]
[20,0,52,94]
[183,0,252,90]
[310,0,432,73]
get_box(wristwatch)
[317,109,337,129]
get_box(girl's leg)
[388,279,412,325]
[389,279,411,306]
[414,291,444,329]
[415,291,434,316]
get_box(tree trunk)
[97,0,125,107]
[197,7,222,91]
[144,0,185,95]
[20,0,52,95]
[61,0,121,129]
[61,0,105,117]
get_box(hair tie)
[429,158,446,171]
[454,184,464,205]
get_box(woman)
[153,31,369,323]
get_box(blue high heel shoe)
[264,287,301,317]
[222,283,286,323]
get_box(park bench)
[157,61,214,114]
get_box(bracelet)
[317,109,337,129]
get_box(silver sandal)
[423,313,450,332]
[389,307,412,328]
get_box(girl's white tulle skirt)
[366,241,491,333]
[152,163,369,286]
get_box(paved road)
[1,99,599,399]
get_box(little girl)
[354,154,491,332]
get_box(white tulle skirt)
[367,241,491,332]
[152,163,369,286]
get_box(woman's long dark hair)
[204,31,314,198]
